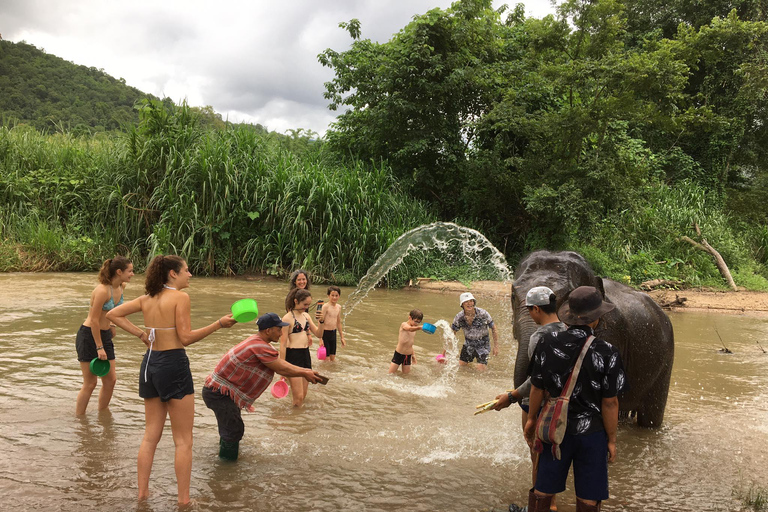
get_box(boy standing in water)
[318,286,345,361]
[388,309,423,374]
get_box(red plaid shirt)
[204,333,279,411]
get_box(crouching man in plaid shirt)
[202,312,322,461]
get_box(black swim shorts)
[76,324,115,362]
[322,329,337,356]
[391,350,413,366]
[139,348,194,401]
[286,347,312,369]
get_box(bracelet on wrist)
[96,345,104,350]
[218,319,224,328]
[507,391,516,404]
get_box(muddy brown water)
[0,273,766,512]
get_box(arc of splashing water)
[344,222,513,319]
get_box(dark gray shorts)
[138,349,194,401]
[75,324,115,362]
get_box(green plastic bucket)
[231,299,259,323]
[90,357,110,377]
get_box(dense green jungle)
[1,0,767,290]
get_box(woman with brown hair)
[107,255,237,506]
[75,256,134,415]
[280,288,324,407]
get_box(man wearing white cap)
[445,292,499,370]
[495,286,566,511]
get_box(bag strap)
[559,335,595,399]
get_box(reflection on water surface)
[0,273,766,511]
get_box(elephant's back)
[601,279,674,407]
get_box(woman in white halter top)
[107,254,237,506]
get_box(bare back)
[140,289,185,351]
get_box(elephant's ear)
[594,276,607,298]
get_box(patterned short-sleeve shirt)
[530,325,626,435]
[451,307,495,348]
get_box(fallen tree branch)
[640,279,682,290]
[656,294,687,309]
[679,224,738,291]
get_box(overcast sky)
[2,0,557,135]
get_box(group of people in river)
[75,255,626,511]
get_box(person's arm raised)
[174,293,235,346]
[307,314,325,338]
[107,296,150,347]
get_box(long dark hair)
[288,269,311,290]
[144,255,185,296]
[98,256,132,285]
[286,288,312,312]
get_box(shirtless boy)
[319,286,345,361]
[388,309,423,375]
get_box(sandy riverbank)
[407,278,768,316]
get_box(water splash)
[344,222,513,318]
[433,319,460,384]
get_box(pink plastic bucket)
[317,346,327,360]
[270,379,289,399]
[435,354,445,363]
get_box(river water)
[0,273,766,512]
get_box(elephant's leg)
[636,366,671,428]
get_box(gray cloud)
[1,0,556,134]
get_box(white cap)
[459,292,476,306]
[525,286,555,306]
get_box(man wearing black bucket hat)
[517,286,626,512]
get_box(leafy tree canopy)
[319,0,768,253]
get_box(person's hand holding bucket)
[90,357,110,377]
[231,299,259,323]
[271,378,289,399]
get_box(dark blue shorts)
[138,348,194,402]
[536,430,609,501]
[519,403,530,413]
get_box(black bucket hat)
[558,286,615,325]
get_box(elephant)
[511,250,674,428]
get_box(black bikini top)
[291,312,310,334]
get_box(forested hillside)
[0,40,153,132]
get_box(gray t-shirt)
[518,321,567,405]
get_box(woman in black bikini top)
[279,289,325,407]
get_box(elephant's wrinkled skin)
[512,250,674,428]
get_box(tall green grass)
[0,100,435,280]
[572,181,768,289]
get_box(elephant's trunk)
[513,307,538,388]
